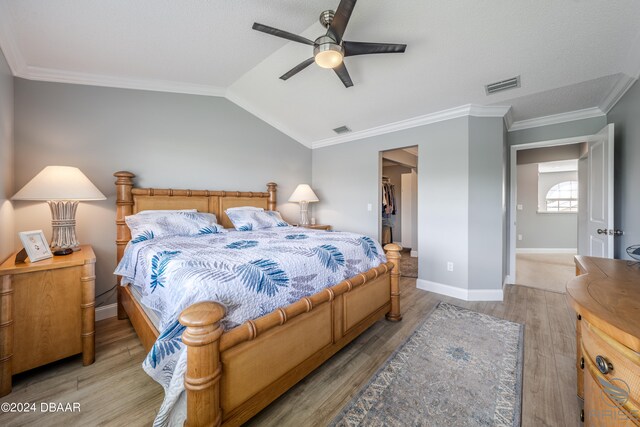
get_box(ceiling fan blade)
[252,23,315,46]
[327,0,357,43]
[280,58,315,80]
[343,41,407,57]
[333,62,353,88]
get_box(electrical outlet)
[518,234,523,241]
[517,204,523,211]
[447,262,454,272]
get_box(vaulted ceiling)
[1,0,639,148]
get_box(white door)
[586,124,615,258]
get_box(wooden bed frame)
[114,171,402,426]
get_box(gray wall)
[381,164,412,244]
[13,79,311,305]
[468,116,506,290]
[313,117,470,290]
[508,116,608,146]
[313,116,506,295]
[608,80,640,259]
[0,48,14,261]
[516,164,578,249]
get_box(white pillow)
[137,209,197,215]
[126,211,225,244]
[225,206,264,212]
[226,210,289,231]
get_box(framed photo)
[18,230,53,262]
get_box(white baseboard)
[516,248,577,254]
[410,250,418,257]
[96,303,117,321]
[416,279,503,301]
[467,288,504,301]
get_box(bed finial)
[384,243,402,322]
[266,182,277,211]
[180,301,226,427]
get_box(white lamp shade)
[12,166,106,201]
[288,184,319,203]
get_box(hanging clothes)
[382,181,396,245]
[382,182,396,216]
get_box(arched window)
[545,181,578,212]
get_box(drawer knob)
[596,355,613,374]
[580,409,584,422]
[580,357,584,370]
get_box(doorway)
[380,146,418,278]
[507,124,615,291]
[515,149,582,292]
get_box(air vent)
[485,76,521,95]
[333,125,352,134]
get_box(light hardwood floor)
[0,279,579,427]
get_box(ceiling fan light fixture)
[314,37,344,69]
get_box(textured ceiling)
[1,0,639,147]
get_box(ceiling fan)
[252,0,407,88]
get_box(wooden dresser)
[567,256,640,426]
[0,246,96,397]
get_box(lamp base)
[299,201,310,226]
[48,200,81,251]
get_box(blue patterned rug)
[331,302,524,427]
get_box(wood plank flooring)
[0,279,580,426]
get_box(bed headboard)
[114,171,277,265]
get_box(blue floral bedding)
[114,227,386,426]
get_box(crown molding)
[503,107,514,130]
[599,73,636,113]
[225,89,312,148]
[311,104,510,149]
[20,65,226,97]
[508,107,605,132]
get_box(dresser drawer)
[582,321,640,415]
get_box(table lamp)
[12,166,106,252]
[288,184,319,226]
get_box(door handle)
[597,229,607,235]
[613,229,624,236]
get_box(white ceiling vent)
[485,76,521,95]
[333,125,352,134]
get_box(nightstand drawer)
[13,267,83,373]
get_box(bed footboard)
[179,244,402,426]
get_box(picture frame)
[18,230,53,262]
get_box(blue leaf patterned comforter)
[114,227,386,426]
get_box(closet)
[381,177,396,245]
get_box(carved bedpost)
[114,171,135,320]
[0,275,13,396]
[180,301,226,427]
[266,182,277,211]
[384,243,402,322]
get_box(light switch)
[367,203,372,212]
[517,204,523,211]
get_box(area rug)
[331,302,524,427]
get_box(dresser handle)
[580,357,584,369]
[580,409,584,422]
[596,355,613,374]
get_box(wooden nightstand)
[0,245,96,397]
[297,224,331,231]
